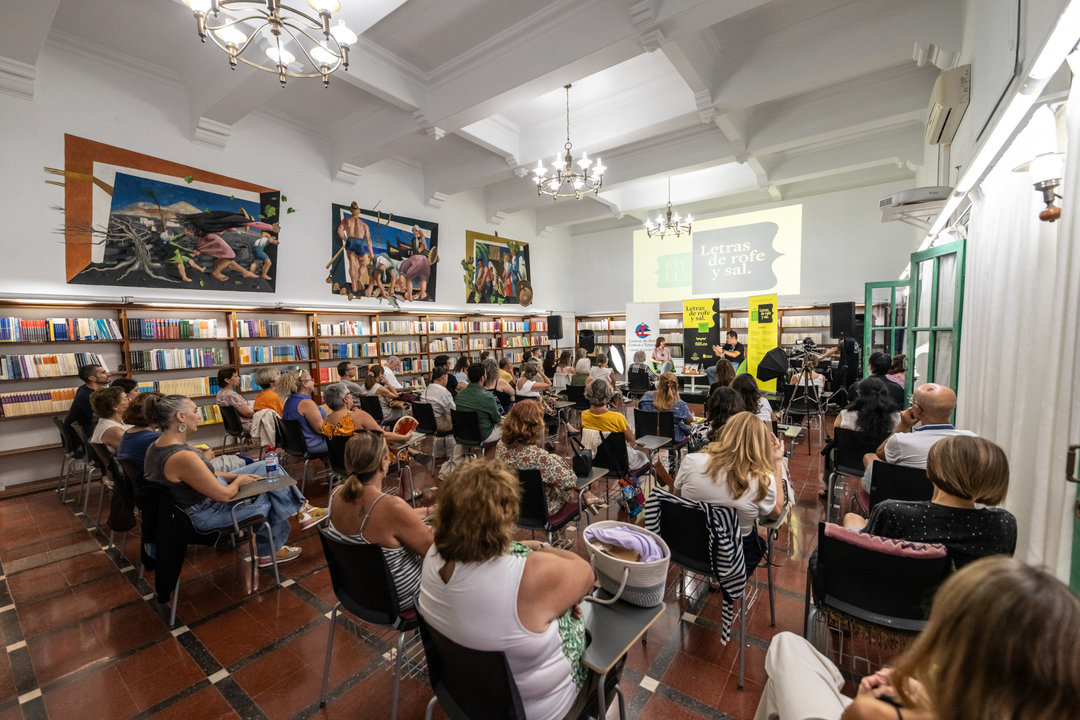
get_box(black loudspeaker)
[578,329,595,352]
[547,315,563,340]
[830,302,856,338]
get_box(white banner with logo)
[625,302,660,372]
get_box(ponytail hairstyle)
[145,394,191,431]
[652,372,680,411]
[364,365,384,390]
[340,431,389,504]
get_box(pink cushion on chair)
[823,523,947,559]
[547,501,579,527]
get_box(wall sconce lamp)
[1014,152,1064,222]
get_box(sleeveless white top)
[517,379,541,398]
[418,548,578,720]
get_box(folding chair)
[411,401,454,466]
[219,404,252,452]
[824,427,880,523]
[52,416,85,503]
[857,461,933,514]
[515,468,580,545]
[277,417,328,493]
[449,410,496,459]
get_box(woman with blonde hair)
[674,411,785,571]
[639,372,693,442]
[419,459,608,720]
[755,556,1080,720]
[324,431,433,613]
[844,435,1016,568]
[281,369,327,454]
[252,367,285,417]
[516,361,552,398]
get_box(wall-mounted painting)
[52,135,283,292]
[463,231,532,306]
[327,202,439,303]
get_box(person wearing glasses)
[860,383,973,493]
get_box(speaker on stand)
[547,315,563,341]
[578,329,595,353]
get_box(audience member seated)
[570,358,591,387]
[282,370,328,455]
[628,350,657,384]
[64,363,110,457]
[542,349,558,379]
[252,367,285,417]
[215,366,254,433]
[754,556,1080,720]
[586,352,616,389]
[109,377,140,404]
[733,374,774,424]
[886,353,906,388]
[581,380,650,474]
[321,383,410,443]
[688,387,745,448]
[432,355,458,395]
[651,336,674,373]
[324,431,433,614]
[675,412,785,571]
[89,386,132,454]
[496,401,602,518]
[356,365,409,424]
[845,435,1016,568]
[517,361,553,399]
[867,351,905,408]
[455,363,503,444]
[639,372,693,442]
[334,361,365,404]
[143,394,325,567]
[452,356,470,385]
[419,459,606,720]
[788,356,825,398]
[481,358,516,413]
[553,350,574,389]
[497,356,515,384]
[707,358,737,399]
[861,382,974,493]
[421,367,456,432]
[834,377,899,445]
[381,355,405,389]
[117,392,244,475]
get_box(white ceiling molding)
[426,192,449,209]
[46,29,184,91]
[0,57,36,101]
[625,0,666,52]
[192,117,232,151]
[334,163,364,184]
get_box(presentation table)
[674,372,710,394]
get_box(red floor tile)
[114,638,206,711]
[41,664,140,720]
[0,648,16,704]
[26,622,108,686]
[144,686,240,720]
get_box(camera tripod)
[780,351,826,453]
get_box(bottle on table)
[265,446,280,481]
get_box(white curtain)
[957,98,1079,580]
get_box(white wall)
[570,180,922,315]
[0,43,574,315]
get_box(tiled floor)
[0,408,840,720]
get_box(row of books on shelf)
[127,318,224,340]
[783,315,831,328]
[128,348,227,372]
[379,340,421,355]
[428,336,468,353]
[235,319,304,338]
[429,321,468,334]
[237,345,310,364]
[0,317,122,343]
[781,332,830,345]
[134,377,223,396]
[378,320,426,334]
[196,405,223,424]
[0,353,107,380]
[398,357,429,374]
[0,387,78,416]
[318,342,378,360]
[317,321,367,337]
[500,335,548,348]
[469,338,496,350]
[502,320,547,332]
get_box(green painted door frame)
[905,238,966,401]
[863,280,910,391]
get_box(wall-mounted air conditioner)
[925,64,971,145]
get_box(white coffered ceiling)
[12,0,964,233]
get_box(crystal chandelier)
[531,85,606,200]
[182,0,358,87]
[645,178,693,238]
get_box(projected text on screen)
[633,205,801,302]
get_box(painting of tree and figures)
[54,135,283,293]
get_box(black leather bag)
[569,435,593,478]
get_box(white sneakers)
[257,545,301,568]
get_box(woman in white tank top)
[418,459,600,720]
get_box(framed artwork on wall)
[463,230,532,306]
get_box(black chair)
[325,434,351,507]
[654,497,768,690]
[806,522,952,642]
[88,441,119,531]
[824,427,881,522]
[318,528,419,719]
[625,367,652,399]
[218,404,251,451]
[565,385,589,411]
[411,401,453,465]
[593,431,631,478]
[417,612,526,720]
[52,415,84,503]
[633,408,686,471]
[70,422,105,518]
[864,461,933,512]
[277,417,327,493]
[105,453,138,561]
[450,410,495,459]
[516,469,580,543]
[358,395,395,429]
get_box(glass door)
[863,280,909,389]
[905,238,966,401]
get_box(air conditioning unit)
[880,186,954,227]
[925,64,971,145]
[879,186,953,209]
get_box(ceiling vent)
[925,64,971,145]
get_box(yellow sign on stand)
[747,293,779,392]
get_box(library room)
[1,1,1078,719]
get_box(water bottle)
[265,445,280,481]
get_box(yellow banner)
[681,299,719,368]
[748,293,779,392]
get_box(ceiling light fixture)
[644,178,693,238]
[1013,152,1064,222]
[531,85,606,200]
[181,0,357,88]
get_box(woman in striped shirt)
[324,431,433,614]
